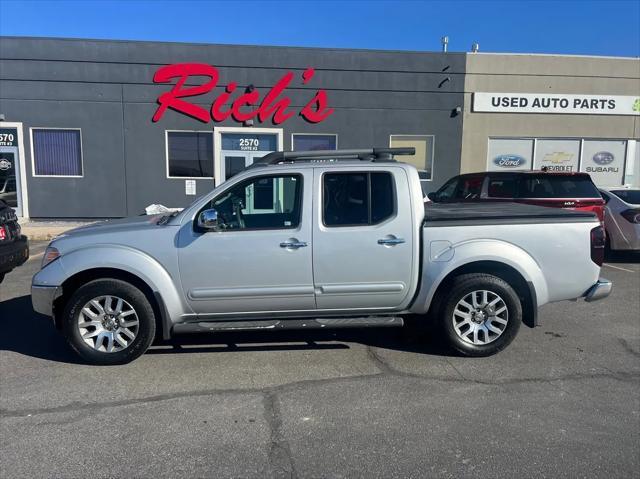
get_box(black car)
[0,199,29,283]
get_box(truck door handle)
[280,240,308,249]
[378,237,405,246]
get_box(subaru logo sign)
[592,151,614,165]
[0,159,12,171]
[493,154,526,168]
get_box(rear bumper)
[0,235,29,274]
[584,278,612,302]
[31,285,61,317]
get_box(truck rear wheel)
[438,273,521,357]
[61,278,156,365]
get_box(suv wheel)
[439,273,521,357]
[62,279,156,365]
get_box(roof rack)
[251,147,416,167]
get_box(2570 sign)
[152,63,334,125]
[239,138,259,151]
[0,129,18,147]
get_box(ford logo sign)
[0,159,12,171]
[493,155,526,168]
[592,151,614,165]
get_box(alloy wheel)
[77,295,140,353]
[452,290,508,345]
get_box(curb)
[22,228,72,241]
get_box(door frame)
[0,122,28,219]
[213,126,283,187]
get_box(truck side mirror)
[197,208,220,231]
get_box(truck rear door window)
[323,172,395,227]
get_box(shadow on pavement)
[0,295,82,364]
[0,295,454,364]
[148,326,453,358]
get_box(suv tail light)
[620,208,640,224]
[590,226,606,266]
[0,225,7,241]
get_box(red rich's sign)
[152,63,334,125]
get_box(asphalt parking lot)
[0,241,638,478]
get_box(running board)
[172,316,404,334]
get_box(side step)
[172,316,404,334]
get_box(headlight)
[41,246,61,269]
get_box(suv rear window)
[517,175,600,199]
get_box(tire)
[62,278,156,365]
[438,273,522,357]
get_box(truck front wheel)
[439,273,521,357]
[61,278,156,365]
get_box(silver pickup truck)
[32,148,612,365]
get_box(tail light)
[620,208,640,224]
[590,226,606,266]
[0,225,7,241]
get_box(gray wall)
[0,37,465,218]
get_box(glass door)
[222,154,250,181]
[219,132,278,182]
[0,146,21,216]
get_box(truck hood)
[61,215,166,237]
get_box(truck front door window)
[204,174,302,230]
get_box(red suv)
[427,171,605,221]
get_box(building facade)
[461,53,640,188]
[0,37,638,219]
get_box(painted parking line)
[603,263,637,273]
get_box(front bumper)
[31,285,62,317]
[0,235,29,274]
[584,278,613,302]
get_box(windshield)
[611,190,640,204]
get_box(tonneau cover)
[424,202,597,225]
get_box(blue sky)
[0,0,639,57]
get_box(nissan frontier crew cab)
[31,148,612,365]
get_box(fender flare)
[415,239,550,314]
[44,244,188,333]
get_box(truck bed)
[424,202,597,226]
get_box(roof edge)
[0,35,465,56]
